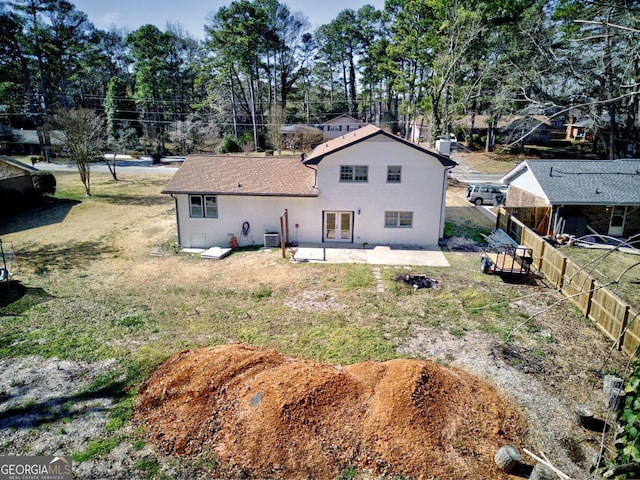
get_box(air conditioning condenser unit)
[263,233,280,247]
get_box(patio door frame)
[608,205,628,236]
[323,211,354,242]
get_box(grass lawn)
[0,172,540,362]
[0,172,553,391]
[0,170,625,477]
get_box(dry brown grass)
[456,151,520,174]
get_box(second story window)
[340,165,368,182]
[387,166,402,183]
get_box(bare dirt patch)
[284,289,345,311]
[0,356,115,455]
[136,344,524,480]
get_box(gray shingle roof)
[502,159,640,205]
[161,155,319,197]
[4,127,65,145]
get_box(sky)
[71,0,386,39]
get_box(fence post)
[536,240,545,272]
[619,305,630,351]
[557,257,567,290]
[279,208,289,258]
[585,278,595,320]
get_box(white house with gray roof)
[162,125,456,249]
[321,114,364,140]
[501,159,640,237]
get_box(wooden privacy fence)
[497,208,640,357]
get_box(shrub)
[608,359,640,476]
[32,171,56,195]
[217,134,241,154]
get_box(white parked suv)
[465,184,507,205]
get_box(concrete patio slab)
[292,245,449,266]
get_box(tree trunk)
[529,463,555,480]
[249,77,259,151]
[486,118,495,153]
[77,159,91,196]
[494,445,521,472]
[229,69,238,138]
[341,58,349,112]
[59,57,68,110]
[573,404,593,428]
[603,375,624,396]
[606,387,626,412]
[604,19,617,159]
[609,107,617,160]
[105,153,118,181]
[348,48,357,116]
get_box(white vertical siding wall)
[174,194,318,248]
[173,135,449,248]
[314,136,447,245]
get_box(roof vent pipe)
[549,166,553,177]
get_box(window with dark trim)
[385,211,413,228]
[340,165,368,182]
[189,195,218,218]
[387,166,402,183]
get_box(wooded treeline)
[1,0,639,159]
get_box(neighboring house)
[162,125,457,249]
[500,115,553,146]
[0,155,38,192]
[501,159,640,238]
[0,156,40,213]
[408,115,429,144]
[321,114,364,140]
[408,115,456,150]
[455,114,562,146]
[0,124,64,156]
[565,116,595,142]
[0,125,13,146]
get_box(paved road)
[32,157,179,175]
[34,152,502,183]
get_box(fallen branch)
[523,448,572,480]
[603,461,640,478]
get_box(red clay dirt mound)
[135,344,525,479]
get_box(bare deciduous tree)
[52,108,105,196]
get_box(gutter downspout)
[303,162,318,189]
[439,166,455,240]
[171,194,181,247]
